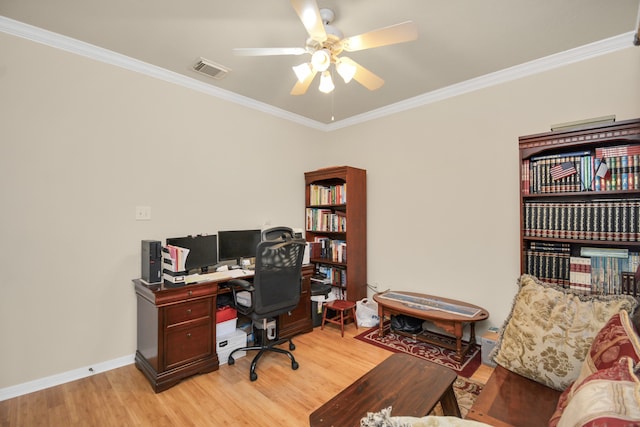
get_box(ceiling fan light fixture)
[311,49,331,72]
[292,62,313,82]
[319,71,335,93]
[302,9,320,31]
[336,60,356,83]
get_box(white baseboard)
[0,354,135,401]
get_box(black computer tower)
[141,240,162,283]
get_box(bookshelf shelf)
[522,236,640,247]
[522,190,640,199]
[308,204,347,208]
[519,118,640,296]
[305,166,367,302]
[310,258,347,267]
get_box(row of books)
[597,155,640,192]
[522,151,591,194]
[308,183,347,206]
[595,144,640,192]
[308,237,347,263]
[522,144,640,194]
[315,263,347,289]
[525,245,640,296]
[306,208,347,232]
[568,251,640,296]
[523,200,640,242]
[525,243,571,287]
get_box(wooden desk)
[133,264,313,392]
[373,291,489,361]
[309,353,460,426]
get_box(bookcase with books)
[519,118,640,298]
[305,166,367,302]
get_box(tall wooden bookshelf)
[519,118,640,297]
[305,166,367,302]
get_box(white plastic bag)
[356,298,380,327]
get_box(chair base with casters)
[227,317,299,382]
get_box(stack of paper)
[162,245,190,285]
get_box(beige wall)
[1,29,639,391]
[0,32,325,389]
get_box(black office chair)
[226,237,306,381]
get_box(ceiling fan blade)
[290,0,327,42]
[340,57,384,91]
[233,47,307,56]
[341,21,418,52]
[290,70,318,95]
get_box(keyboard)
[185,271,231,283]
[185,269,253,284]
[227,269,253,278]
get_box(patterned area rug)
[355,322,482,378]
[431,376,483,418]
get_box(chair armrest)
[226,279,254,292]
[225,279,255,316]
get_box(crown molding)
[326,31,636,131]
[1,16,635,132]
[0,17,326,131]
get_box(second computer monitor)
[218,229,261,266]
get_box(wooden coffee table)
[373,291,489,361]
[309,353,460,426]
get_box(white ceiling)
[1,1,639,129]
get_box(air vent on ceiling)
[193,58,230,80]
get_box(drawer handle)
[186,309,192,315]
[186,333,191,338]
[188,290,193,297]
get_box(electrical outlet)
[135,206,151,221]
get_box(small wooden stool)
[321,299,358,337]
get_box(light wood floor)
[0,325,492,426]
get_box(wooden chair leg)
[340,309,345,337]
[321,304,328,330]
[351,307,358,329]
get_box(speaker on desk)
[141,240,162,284]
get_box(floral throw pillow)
[491,275,638,391]
[574,309,640,389]
[548,310,640,427]
[556,357,640,427]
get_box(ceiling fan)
[233,0,418,95]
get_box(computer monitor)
[165,234,218,273]
[217,229,261,266]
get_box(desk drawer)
[165,319,213,369]
[165,299,212,326]
[155,283,216,305]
